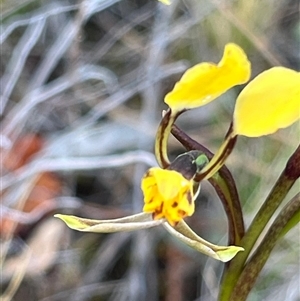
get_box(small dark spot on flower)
[153,203,164,220]
[172,202,178,208]
[177,209,186,217]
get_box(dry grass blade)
[0,20,46,114]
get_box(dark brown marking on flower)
[177,209,186,217]
[143,170,152,178]
[154,203,163,215]
[173,221,179,227]
[186,191,192,205]
[172,201,178,208]
[147,198,153,204]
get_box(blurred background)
[1,0,299,300]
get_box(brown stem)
[285,143,300,180]
[171,124,244,245]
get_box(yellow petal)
[163,187,195,226]
[164,43,251,112]
[233,67,300,137]
[141,167,194,225]
[154,168,188,200]
[158,0,171,4]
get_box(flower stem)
[219,169,297,301]
[155,108,180,168]
[229,193,300,301]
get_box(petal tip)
[216,246,245,262]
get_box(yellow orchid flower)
[158,43,300,180]
[141,167,194,226]
[164,43,251,113]
[233,67,300,137]
[55,148,245,263]
[55,42,299,268]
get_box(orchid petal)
[54,213,163,233]
[164,43,251,112]
[141,167,194,226]
[164,221,244,262]
[233,67,300,137]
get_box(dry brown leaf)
[1,134,62,237]
[2,134,44,171]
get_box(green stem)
[219,171,296,301]
[230,193,300,301]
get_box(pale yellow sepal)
[54,213,164,233]
[158,0,171,4]
[164,43,251,112]
[164,221,244,262]
[233,67,300,137]
[55,213,243,261]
